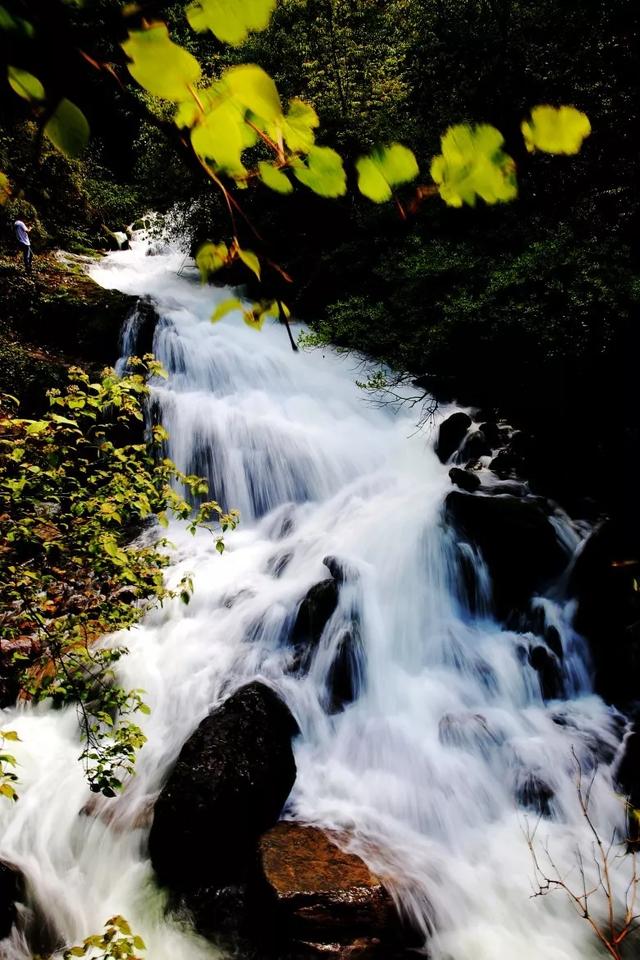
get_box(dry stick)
[277,300,298,352]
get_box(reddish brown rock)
[258,821,400,957]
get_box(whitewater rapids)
[0,233,630,960]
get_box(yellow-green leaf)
[521,105,591,155]
[258,161,293,194]
[211,297,242,322]
[281,98,319,153]
[356,143,419,203]
[1,731,20,741]
[122,23,201,101]
[243,305,266,330]
[224,64,281,123]
[190,97,256,174]
[430,123,517,207]
[237,246,261,280]
[8,65,45,102]
[293,146,346,198]
[44,99,90,158]
[195,241,228,281]
[185,0,276,45]
[174,99,200,129]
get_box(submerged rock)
[291,579,340,651]
[449,467,481,493]
[515,773,554,816]
[0,861,22,940]
[569,519,640,706]
[435,412,471,463]
[444,492,569,620]
[528,645,563,701]
[258,822,399,957]
[323,556,358,584]
[149,682,298,890]
[456,429,491,465]
[327,627,365,712]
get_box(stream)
[0,232,630,960]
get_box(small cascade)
[0,233,629,960]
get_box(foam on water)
[0,232,629,960]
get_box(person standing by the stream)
[14,218,33,273]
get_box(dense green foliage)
[0,360,237,796]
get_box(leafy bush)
[0,359,237,796]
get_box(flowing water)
[0,233,631,960]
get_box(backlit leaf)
[243,305,266,330]
[293,146,346,198]
[122,23,201,101]
[237,246,261,280]
[224,64,281,123]
[258,161,293,194]
[521,105,591,155]
[191,97,256,174]
[430,123,517,207]
[356,143,419,203]
[211,297,242,322]
[196,241,228,281]
[8,65,45,102]
[185,0,276,45]
[281,98,319,153]
[45,99,90,158]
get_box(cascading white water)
[0,232,630,960]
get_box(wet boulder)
[323,556,358,584]
[448,467,481,493]
[616,724,640,842]
[291,579,340,650]
[258,822,400,957]
[444,492,569,620]
[528,645,563,701]
[435,412,471,463]
[149,682,298,890]
[326,627,365,712]
[514,772,554,816]
[455,430,491,465]
[0,861,22,940]
[568,519,640,706]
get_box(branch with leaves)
[2,0,592,340]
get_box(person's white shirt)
[14,220,30,246]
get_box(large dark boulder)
[444,492,569,620]
[569,519,640,705]
[149,682,298,890]
[0,861,22,940]
[257,822,402,958]
[435,412,471,463]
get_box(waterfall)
[0,233,629,960]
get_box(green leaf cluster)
[64,916,146,960]
[0,360,238,797]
